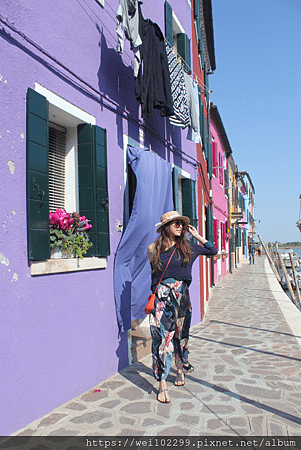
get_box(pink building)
[210,105,232,283]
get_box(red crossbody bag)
[145,246,177,314]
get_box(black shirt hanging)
[135,4,174,118]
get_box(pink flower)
[49,209,92,231]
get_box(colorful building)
[238,172,256,254]
[210,104,231,283]
[191,0,216,316]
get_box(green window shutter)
[235,187,239,209]
[243,230,246,255]
[26,88,50,261]
[165,1,173,47]
[194,0,204,69]
[198,96,207,158]
[204,70,209,104]
[177,33,191,74]
[181,178,197,229]
[207,136,212,178]
[77,124,110,257]
[194,0,201,46]
[193,0,199,19]
[198,90,203,138]
[205,205,213,242]
[203,106,207,158]
[224,168,229,196]
[236,227,242,247]
[172,167,180,212]
[230,232,234,253]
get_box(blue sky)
[210,0,301,243]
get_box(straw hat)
[155,211,190,233]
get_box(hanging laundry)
[165,42,190,129]
[134,4,174,118]
[186,77,202,144]
[116,0,142,77]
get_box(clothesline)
[141,0,211,94]
[108,0,211,94]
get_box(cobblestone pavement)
[12,257,301,437]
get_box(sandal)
[174,372,185,386]
[157,388,170,403]
[183,362,194,373]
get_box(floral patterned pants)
[149,278,192,381]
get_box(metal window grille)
[49,123,66,212]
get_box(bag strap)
[153,246,177,295]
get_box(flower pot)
[50,246,75,259]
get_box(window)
[165,1,191,74]
[213,219,219,249]
[197,86,208,159]
[205,204,213,242]
[193,0,204,70]
[26,87,110,262]
[221,222,226,251]
[212,140,218,177]
[219,153,224,186]
[48,123,66,212]
[172,167,197,231]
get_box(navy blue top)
[151,240,218,288]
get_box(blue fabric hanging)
[114,146,174,333]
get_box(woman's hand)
[187,225,198,236]
[187,225,208,245]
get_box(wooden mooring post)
[257,235,281,283]
[289,252,301,309]
[277,251,298,308]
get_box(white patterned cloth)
[165,42,190,129]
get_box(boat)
[281,273,295,290]
[278,248,300,269]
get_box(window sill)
[30,257,107,276]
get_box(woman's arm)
[187,225,218,255]
[147,242,156,262]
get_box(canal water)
[292,247,301,257]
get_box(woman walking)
[147,211,217,403]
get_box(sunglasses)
[170,220,185,228]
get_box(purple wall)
[0,0,200,435]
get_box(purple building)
[0,0,205,434]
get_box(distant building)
[238,172,256,253]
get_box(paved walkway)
[12,256,301,437]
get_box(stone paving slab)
[11,256,301,437]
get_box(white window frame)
[30,84,106,275]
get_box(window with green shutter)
[224,168,229,197]
[181,178,197,229]
[194,0,204,70]
[172,167,180,212]
[205,205,213,242]
[27,87,110,262]
[165,0,173,47]
[198,90,207,157]
[207,136,212,178]
[172,168,197,240]
[177,33,191,75]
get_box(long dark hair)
[151,223,192,273]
